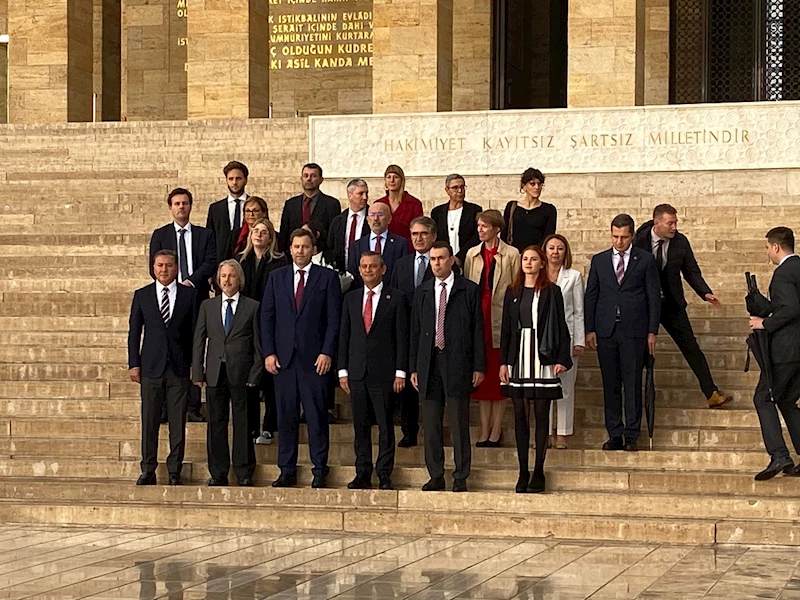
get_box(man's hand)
[128,367,141,384]
[181,280,194,287]
[195,381,205,388]
[315,354,332,375]
[585,333,597,350]
[750,316,765,331]
[472,371,485,388]
[265,355,280,375]
[553,364,567,376]
[411,372,419,391]
[704,293,722,309]
[339,376,350,394]
[499,365,510,384]
[573,345,585,358]
[647,333,657,355]
[393,377,405,393]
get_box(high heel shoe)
[476,440,489,448]
[485,439,502,448]
[515,471,530,493]
[555,435,568,449]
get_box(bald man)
[347,202,409,287]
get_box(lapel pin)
[386,294,391,299]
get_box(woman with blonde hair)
[375,164,423,250]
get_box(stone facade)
[644,0,669,105]
[451,0,490,111]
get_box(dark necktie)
[224,298,234,335]
[178,228,189,282]
[415,255,426,288]
[295,269,305,310]
[302,197,312,223]
[435,281,447,349]
[374,234,383,255]
[363,290,374,333]
[233,198,241,231]
[615,252,625,285]
[348,213,358,247]
[656,240,664,270]
[160,287,170,327]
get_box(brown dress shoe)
[708,391,733,409]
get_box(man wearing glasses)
[431,174,483,268]
[347,202,409,287]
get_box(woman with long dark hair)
[500,246,572,493]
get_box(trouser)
[247,374,278,438]
[351,379,396,479]
[206,364,256,481]
[551,350,577,436]
[513,396,551,475]
[422,349,471,481]
[754,361,800,461]
[140,365,189,476]
[661,305,717,399]
[597,329,647,441]
[394,383,420,439]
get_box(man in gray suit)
[193,259,264,487]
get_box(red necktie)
[302,197,312,223]
[348,213,358,247]
[295,269,305,310]
[374,234,382,255]
[363,290,374,333]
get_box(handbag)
[538,287,561,365]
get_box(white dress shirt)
[227,193,249,230]
[345,208,367,262]
[173,221,194,283]
[434,271,455,315]
[650,228,669,268]
[220,291,240,323]
[369,230,387,254]
[293,262,311,294]
[612,246,632,273]
[447,207,463,256]
[155,280,177,319]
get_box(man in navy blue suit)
[347,202,408,287]
[128,250,197,486]
[585,214,660,452]
[261,228,342,488]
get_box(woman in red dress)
[463,210,521,447]
[375,164,422,251]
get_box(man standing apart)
[585,214,660,452]
[278,163,341,252]
[206,161,250,263]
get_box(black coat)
[347,232,409,287]
[338,285,408,382]
[431,201,483,265]
[206,198,245,263]
[148,223,217,301]
[389,252,434,306]
[278,192,341,252]
[633,221,712,311]
[326,208,370,272]
[499,285,573,370]
[410,275,486,398]
[238,251,289,302]
[764,255,800,364]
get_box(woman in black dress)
[500,245,572,493]
[501,168,557,254]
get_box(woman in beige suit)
[464,210,521,446]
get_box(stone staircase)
[0,118,798,546]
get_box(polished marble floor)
[0,525,797,599]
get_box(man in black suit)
[749,227,800,480]
[410,241,485,493]
[634,204,732,409]
[390,215,436,447]
[339,251,408,490]
[193,260,264,487]
[431,174,483,267]
[278,163,341,252]
[206,161,250,264]
[128,250,197,486]
[348,202,408,287]
[585,214,660,452]
[326,178,370,272]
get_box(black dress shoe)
[207,477,229,486]
[168,474,182,486]
[272,474,297,488]
[160,413,168,424]
[239,477,254,487]
[136,472,156,486]
[422,477,446,491]
[187,410,206,423]
[452,479,468,493]
[624,439,638,452]
[347,476,372,490]
[515,471,530,493]
[755,458,794,481]
[379,477,393,490]
[311,474,327,489]
[398,436,417,448]
[602,437,624,451]
[527,471,545,494]
[784,464,800,477]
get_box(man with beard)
[278,163,341,252]
[206,161,251,263]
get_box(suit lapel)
[215,296,229,338]
[146,284,167,330]
[370,290,392,332]
[191,225,201,264]
[164,226,178,252]
[620,250,640,287]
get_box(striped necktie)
[160,287,170,327]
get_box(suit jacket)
[325,208,370,272]
[278,192,341,252]
[192,295,264,387]
[347,232,409,287]
[149,223,217,301]
[555,267,586,347]
[389,252,434,306]
[764,255,800,364]
[584,247,661,339]
[206,197,246,263]
[431,201,483,265]
[338,285,408,382]
[633,221,712,311]
[238,252,289,302]
[260,263,342,369]
[410,275,486,398]
[128,283,197,379]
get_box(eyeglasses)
[448,185,467,191]
[244,208,264,215]
[368,212,386,218]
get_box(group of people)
[129,160,744,494]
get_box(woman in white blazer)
[544,234,585,448]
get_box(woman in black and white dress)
[500,245,572,494]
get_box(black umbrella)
[644,353,656,450]
[744,272,774,403]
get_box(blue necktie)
[224,299,234,335]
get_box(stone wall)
[451,0,490,111]
[644,0,669,105]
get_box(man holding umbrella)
[749,227,800,481]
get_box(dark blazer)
[192,295,264,387]
[764,255,800,364]
[326,208,370,272]
[585,247,661,339]
[149,223,217,301]
[206,197,247,263]
[389,252,434,306]
[128,283,197,379]
[347,232,409,287]
[499,285,573,370]
[410,275,486,398]
[238,251,289,302]
[278,192,341,252]
[260,264,342,368]
[338,285,408,382]
[431,201,483,265]
[633,221,712,311]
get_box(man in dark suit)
[585,214,661,452]
[431,174,483,267]
[390,215,436,447]
[634,204,732,409]
[749,227,800,480]
[339,251,408,490]
[149,188,217,422]
[261,228,342,489]
[206,161,250,264]
[128,250,196,486]
[410,241,485,493]
[348,202,408,287]
[193,260,264,487]
[278,163,341,252]
[326,178,370,272]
